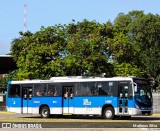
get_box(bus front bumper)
[133,108,153,116]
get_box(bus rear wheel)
[103,107,115,119]
[40,106,50,118]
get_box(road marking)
[0,112,15,114]
[152,114,160,116]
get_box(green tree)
[64,20,113,76]
[10,20,114,79]
[0,71,18,92]
[11,26,66,79]
[10,11,160,80]
[110,10,160,78]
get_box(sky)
[0,0,160,55]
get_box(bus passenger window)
[47,84,61,96]
[48,89,53,96]
[9,85,20,97]
[74,83,81,96]
[34,84,47,96]
[54,91,58,96]
[36,90,43,96]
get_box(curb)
[0,111,15,114]
[152,114,160,116]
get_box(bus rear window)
[9,84,21,97]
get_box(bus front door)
[22,87,32,114]
[63,87,74,114]
[118,84,129,115]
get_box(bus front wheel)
[40,106,50,118]
[103,107,115,119]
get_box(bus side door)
[22,87,32,114]
[63,87,74,114]
[118,83,130,115]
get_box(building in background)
[0,55,17,77]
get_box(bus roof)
[8,76,139,84]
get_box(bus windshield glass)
[135,83,152,107]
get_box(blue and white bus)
[6,76,153,119]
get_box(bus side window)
[34,84,46,96]
[9,85,21,97]
[47,84,61,96]
[90,82,97,96]
[54,86,59,96]
[47,89,53,96]
[54,90,58,96]
[75,83,81,96]
[36,90,43,96]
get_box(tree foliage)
[109,10,160,78]
[0,71,18,92]
[10,20,114,79]
[64,20,113,76]
[9,10,160,82]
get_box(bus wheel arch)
[102,104,115,119]
[39,104,50,118]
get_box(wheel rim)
[42,109,48,117]
[105,110,112,118]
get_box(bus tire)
[103,107,114,119]
[40,106,50,118]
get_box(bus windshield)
[135,84,152,107]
